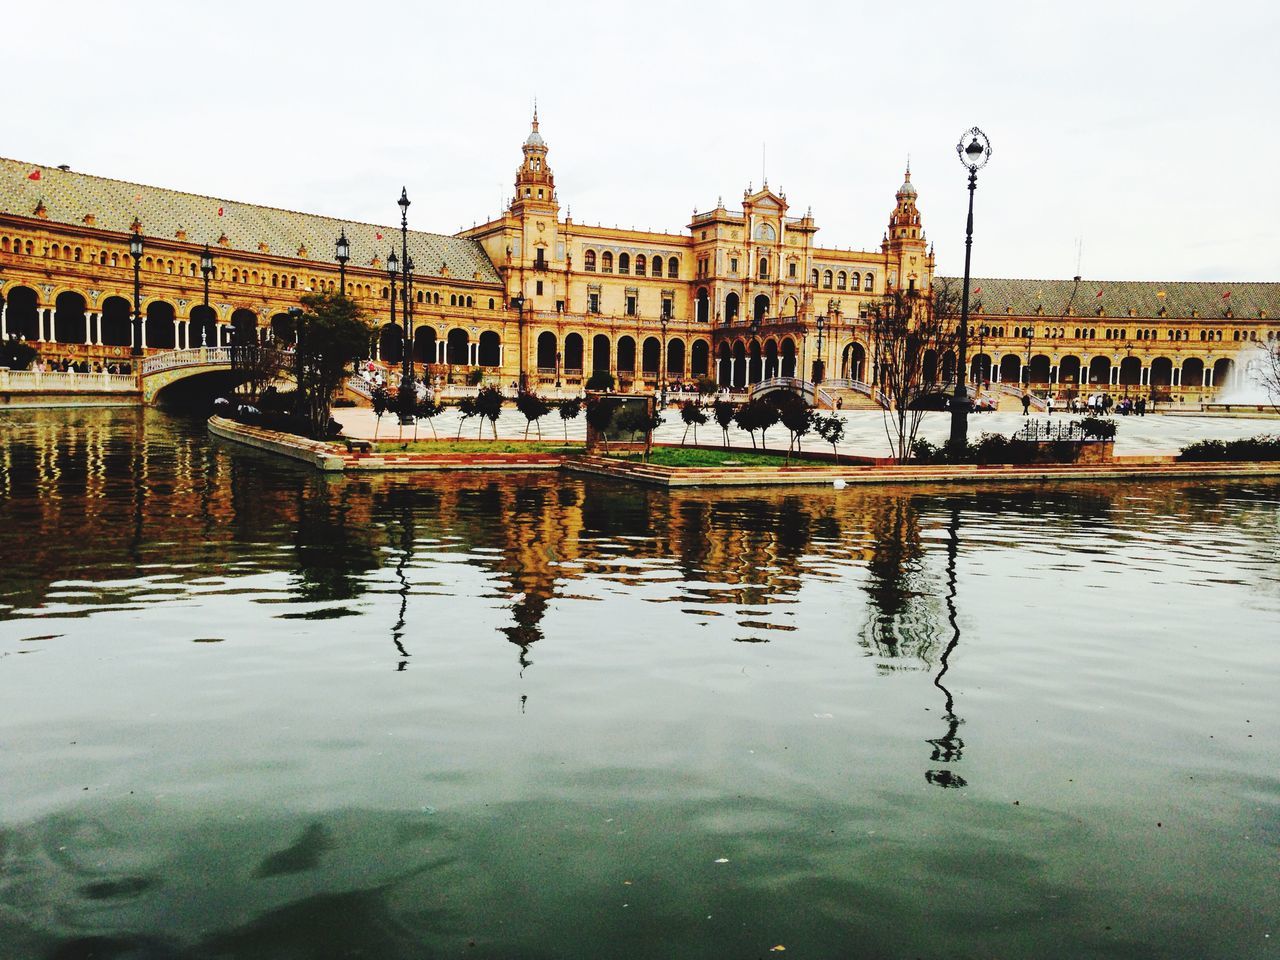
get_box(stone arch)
[1149,356,1173,387]
[922,349,939,384]
[842,342,866,381]
[731,340,747,388]
[753,294,770,324]
[717,341,731,386]
[101,295,133,348]
[478,330,501,367]
[379,322,404,364]
[780,295,798,318]
[1058,354,1081,387]
[53,291,87,344]
[563,332,584,372]
[1087,355,1111,386]
[536,330,557,370]
[666,337,685,377]
[1028,354,1052,385]
[999,353,1022,384]
[414,325,438,363]
[592,333,611,374]
[228,308,257,348]
[1211,356,1234,387]
[147,301,179,350]
[1118,355,1142,387]
[691,338,710,377]
[269,312,295,346]
[941,351,957,382]
[725,291,740,323]
[3,285,40,341]
[1181,356,1204,388]
[616,335,636,373]
[696,287,710,324]
[641,336,661,375]
[747,339,763,385]
[763,338,779,379]
[780,337,797,378]
[970,352,992,383]
[446,328,470,365]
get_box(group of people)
[1031,392,1148,416]
[25,357,132,375]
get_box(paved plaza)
[333,405,1278,459]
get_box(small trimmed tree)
[475,385,505,439]
[289,292,372,439]
[680,400,707,445]
[371,384,391,442]
[586,370,616,391]
[696,376,718,401]
[713,399,736,448]
[816,413,846,462]
[585,395,621,454]
[515,391,551,439]
[779,400,816,462]
[415,395,442,439]
[558,396,583,441]
[456,396,478,439]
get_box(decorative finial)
[532,97,539,128]
[717,195,723,208]
[906,154,911,179]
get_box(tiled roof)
[941,277,1280,319]
[0,157,502,285]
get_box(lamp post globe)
[335,229,350,294]
[199,245,215,348]
[949,125,992,453]
[129,227,144,357]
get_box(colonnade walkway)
[332,406,1278,460]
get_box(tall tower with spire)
[511,106,558,219]
[882,165,933,294]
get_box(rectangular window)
[730,257,738,274]
[789,262,797,278]
[536,280,544,296]
[556,300,565,312]
[626,296,637,317]
[588,293,600,313]
[661,298,673,320]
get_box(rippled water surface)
[1,408,1277,959]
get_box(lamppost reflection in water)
[926,506,966,789]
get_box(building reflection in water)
[8,409,1275,790]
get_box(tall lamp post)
[949,126,992,452]
[511,293,526,391]
[387,249,399,367]
[199,245,215,348]
[335,229,350,296]
[129,225,144,357]
[659,312,669,406]
[397,188,414,406]
[813,307,827,385]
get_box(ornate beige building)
[1,112,1275,402]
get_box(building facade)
[1,113,1275,400]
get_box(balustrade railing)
[141,347,232,375]
[1013,419,1088,442]
[1,369,139,392]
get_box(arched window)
[811,269,819,285]
[271,274,278,287]
[602,251,614,273]
[851,272,861,290]
[584,249,597,272]
[753,222,776,242]
[823,270,833,289]
[864,273,874,291]
[489,298,495,309]
[618,253,630,275]
[466,296,473,308]
[636,254,647,276]
[667,256,679,279]
[290,277,297,289]
[837,271,847,290]
[758,256,769,279]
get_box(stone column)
[1,302,9,340]
[37,309,47,342]
[92,313,103,345]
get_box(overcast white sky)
[8,0,1277,281]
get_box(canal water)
[0,408,1276,959]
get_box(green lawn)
[611,446,829,468]
[362,439,583,455]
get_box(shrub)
[586,370,616,391]
[1078,416,1117,441]
[1179,435,1280,462]
[585,395,621,452]
[465,368,485,386]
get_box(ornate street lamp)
[397,188,415,409]
[335,229,350,295]
[199,245,215,348]
[659,311,669,406]
[387,248,398,365]
[129,225,144,357]
[555,350,562,390]
[813,305,828,385]
[949,126,992,452]
[511,293,526,390]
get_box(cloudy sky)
[8,0,1276,281]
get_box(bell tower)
[511,106,558,218]
[882,165,933,294]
